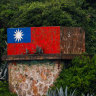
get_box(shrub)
[0,81,17,96]
[47,86,94,96]
[54,55,96,96]
[47,86,76,96]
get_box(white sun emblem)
[14,29,24,42]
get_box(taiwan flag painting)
[7,27,60,55]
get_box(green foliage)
[54,55,96,96]
[47,86,94,96]
[0,81,17,96]
[0,1,96,95]
[0,0,96,58]
[47,86,76,96]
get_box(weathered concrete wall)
[8,60,62,96]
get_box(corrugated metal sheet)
[7,26,85,55]
[60,27,85,54]
[7,26,60,55]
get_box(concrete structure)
[2,26,85,96]
[8,60,62,96]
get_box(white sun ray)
[13,29,24,42]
